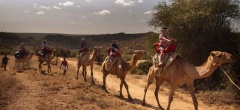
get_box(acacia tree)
[148,0,240,91]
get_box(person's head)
[81,38,86,42]
[43,40,47,44]
[21,42,24,45]
[112,39,118,43]
[4,54,7,57]
[63,57,66,61]
[161,27,167,34]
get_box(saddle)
[153,53,179,76]
[107,47,120,57]
[37,48,52,58]
[104,56,120,71]
[154,42,176,53]
[14,50,29,59]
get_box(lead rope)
[220,66,240,90]
[210,53,240,90]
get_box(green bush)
[131,60,152,74]
[0,48,12,55]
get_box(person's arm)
[165,35,177,42]
[160,35,171,42]
[47,43,51,48]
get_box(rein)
[208,53,240,90]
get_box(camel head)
[93,46,100,55]
[209,51,235,66]
[133,50,146,61]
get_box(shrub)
[131,60,152,74]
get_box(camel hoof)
[142,102,145,106]
[159,106,165,110]
[128,97,133,101]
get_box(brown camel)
[15,51,34,70]
[142,51,235,110]
[38,49,56,73]
[76,46,100,84]
[101,50,146,100]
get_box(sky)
[0,0,163,34]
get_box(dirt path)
[67,59,224,110]
[1,56,237,110]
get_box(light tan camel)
[15,51,34,70]
[142,51,235,110]
[76,46,100,84]
[38,49,56,73]
[101,50,146,100]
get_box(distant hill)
[0,32,153,51]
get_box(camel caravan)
[3,32,236,110]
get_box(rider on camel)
[158,27,177,66]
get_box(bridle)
[208,52,225,66]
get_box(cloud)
[94,10,111,15]
[82,16,87,18]
[144,10,157,14]
[137,0,144,3]
[53,6,62,9]
[115,0,135,6]
[36,11,44,15]
[59,1,74,7]
[85,0,92,2]
[39,6,51,10]
[24,10,29,13]
[76,5,81,8]
[33,3,37,6]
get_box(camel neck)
[195,57,219,79]
[90,50,97,61]
[129,55,138,70]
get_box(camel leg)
[187,83,198,110]
[154,77,164,110]
[76,62,80,80]
[90,65,95,85]
[102,72,109,92]
[142,80,153,106]
[18,63,20,70]
[122,78,132,101]
[119,79,124,97]
[82,66,87,82]
[39,63,42,73]
[47,63,51,73]
[27,62,30,69]
[166,85,177,110]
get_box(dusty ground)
[0,55,239,110]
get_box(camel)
[38,49,56,73]
[142,51,235,110]
[14,51,34,70]
[76,46,100,84]
[101,50,146,100]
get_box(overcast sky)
[0,0,164,34]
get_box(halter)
[208,52,225,66]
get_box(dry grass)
[0,55,146,110]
